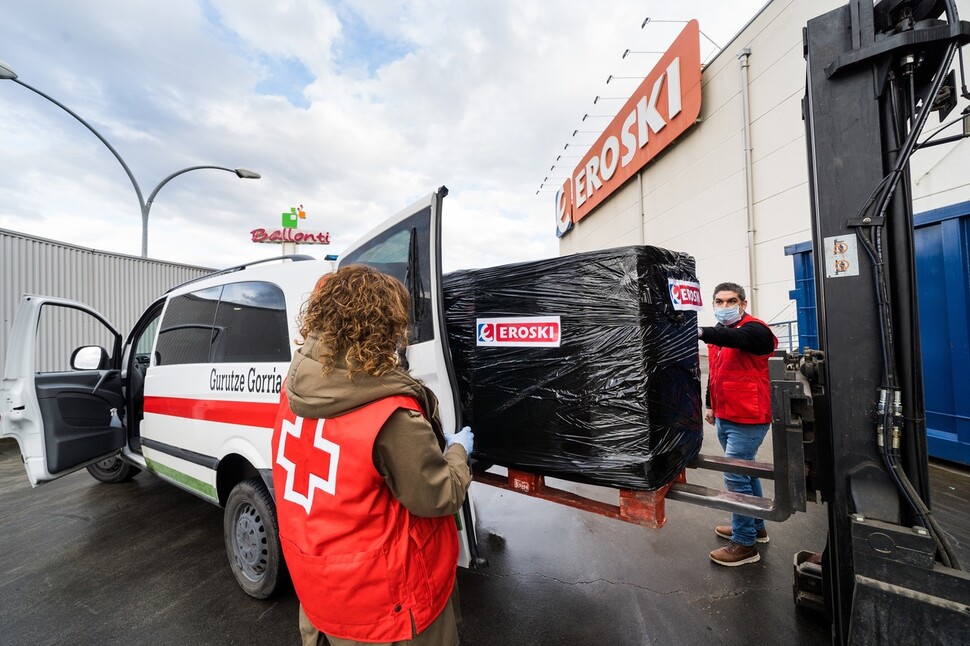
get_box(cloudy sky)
[0,0,766,271]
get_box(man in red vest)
[698,282,777,566]
[272,265,473,645]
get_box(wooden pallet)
[473,468,687,528]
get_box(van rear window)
[156,282,290,365]
[340,208,433,344]
[212,283,290,363]
[156,287,221,365]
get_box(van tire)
[224,478,286,599]
[86,456,139,483]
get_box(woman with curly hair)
[272,264,473,646]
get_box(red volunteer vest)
[708,315,777,424]
[271,391,459,642]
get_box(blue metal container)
[914,202,970,466]
[784,241,819,351]
[785,200,970,465]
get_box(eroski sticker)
[476,317,561,347]
[668,278,704,311]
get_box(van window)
[212,282,290,363]
[34,303,117,372]
[341,208,433,343]
[156,282,290,366]
[156,286,222,365]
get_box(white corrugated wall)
[1,228,213,373]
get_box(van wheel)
[224,478,286,599]
[86,456,139,483]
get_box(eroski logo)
[477,322,495,343]
[476,317,561,348]
[668,278,704,312]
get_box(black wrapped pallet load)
[443,245,704,491]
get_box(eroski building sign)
[557,20,703,237]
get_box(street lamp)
[140,165,261,256]
[0,60,261,258]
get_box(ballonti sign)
[557,20,702,236]
[252,205,332,245]
[251,228,332,244]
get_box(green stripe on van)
[146,458,218,501]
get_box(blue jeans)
[716,418,770,547]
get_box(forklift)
[790,0,970,642]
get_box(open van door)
[338,186,461,435]
[338,186,484,567]
[0,295,125,485]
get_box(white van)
[0,187,481,598]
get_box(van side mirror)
[71,345,109,370]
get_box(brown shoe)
[710,541,760,566]
[715,525,769,544]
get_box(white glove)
[446,426,474,455]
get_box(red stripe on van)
[144,396,280,428]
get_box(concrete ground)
[1,409,967,645]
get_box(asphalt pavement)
[1,421,967,645]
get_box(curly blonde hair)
[299,264,411,379]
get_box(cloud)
[0,0,768,270]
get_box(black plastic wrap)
[443,245,702,491]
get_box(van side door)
[337,186,461,433]
[0,296,125,485]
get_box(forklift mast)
[803,0,970,642]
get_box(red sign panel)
[563,20,702,227]
[667,278,704,311]
[476,317,562,347]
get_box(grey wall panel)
[1,228,212,375]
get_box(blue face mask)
[714,306,742,325]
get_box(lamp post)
[0,60,261,258]
[141,166,260,256]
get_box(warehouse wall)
[558,0,843,328]
[910,0,970,213]
[0,228,212,374]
